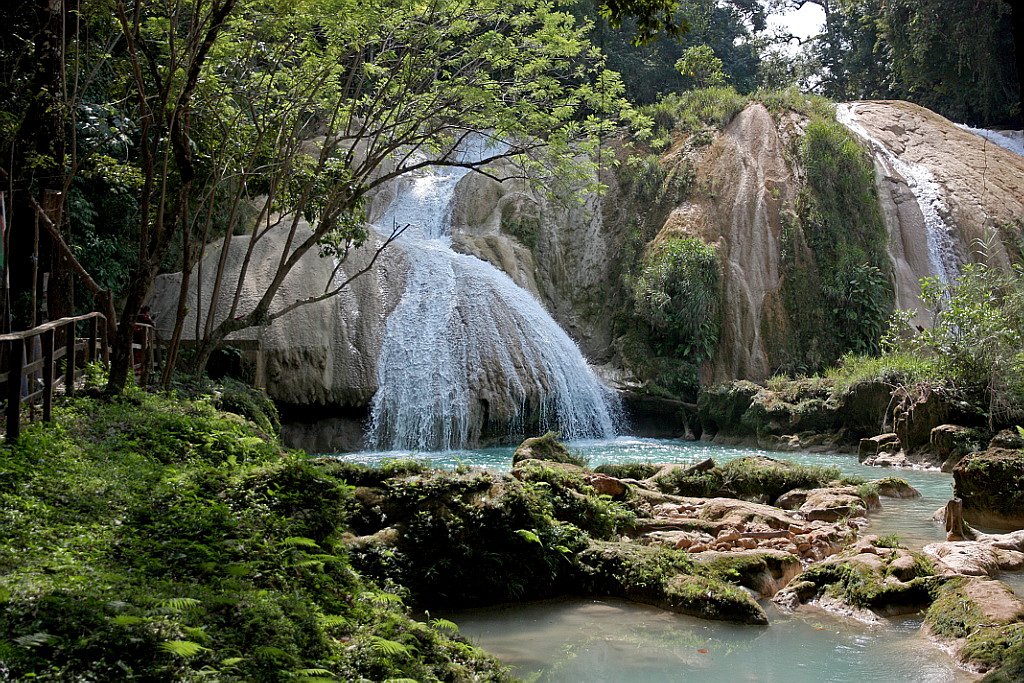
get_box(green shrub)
[777,114,893,373]
[645,86,748,135]
[630,236,722,364]
[0,393,505,681]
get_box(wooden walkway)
[0,313,155,442]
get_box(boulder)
[930,424,984,471]
[954,448,1024,530]
[696,381,760,437]
[780,546,938,616]
[893,390,952,453]
[858,433,901,462]
[924,577,1024,673]
[797,487,867,523]
[873,477,921,499]
[586,473,628,498]
[689,549,802,597]
[990,428,1024,450]
[574,541,768,624]
[511,431,580,466]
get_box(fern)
[361,591,404,607]
[220,657,245,667]
[280,536,320,549]
[369,636,410,658]
[255,645,291,661]
[160,640,207,658]
[154,596,201,614]
[110,615,147,627]
[320,614,350,629]
[14,632,54,647]
[384,679,420,683]
[429,617,459,632]
[287,667,336,681]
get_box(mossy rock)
[954,448,1024,530]
[794,550,940,614]
[696,381,760,436]
[926,577,1024,673]
[719,456,844,502]
[741,390,839,438]
[511,431,586,466]
[690,549,801,596]
[574,541,767,624]
[649,456,846,502]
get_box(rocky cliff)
[148,98,1024,451]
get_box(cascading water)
[837,103,960,284]
[367,136,619,451]
[956,123,1024,158]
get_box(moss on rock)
[574,542,767,624]
[511,431,586,466]
[954,448,1024,530]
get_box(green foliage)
[576,0,764,104]
[630,236,722,362]
[346,468,591,607]
[652,456,845,502]
[0,393,506,681]
[753,86,835,121]
[593,462,660,479]
[646,86,748,134]
[875,533,903,549]
[675,45,726,88]
[777,114,893,373]
[875,257,1024,425]
[718,457,843,502]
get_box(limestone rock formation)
[954,448,1024,530]
[148,219,408,413]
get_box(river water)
[335,437,1022,680]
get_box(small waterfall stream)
[367,137,618,451]
[837,103,961,284]
[956,123,1024,158]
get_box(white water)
[956,123,1024,158]
[367,136,618,451]
[837,103,960,285]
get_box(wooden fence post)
[87,315,98,363]
[7,338,24,441]
[65,321,75,396]
[41,329,54,421]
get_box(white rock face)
[150,99,1024,448]
[838,100,1024,327]
[148,218,409,407]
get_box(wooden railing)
[0,314,261,442]
[0,312,111,442]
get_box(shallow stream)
[335,438,1022,681]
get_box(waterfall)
[837,103,960,285]
[367,136,619,451]
[955,124,1024,158]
